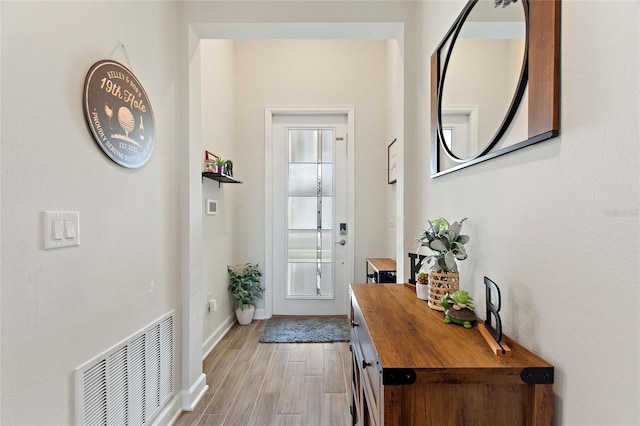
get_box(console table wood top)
[351,283,552,380]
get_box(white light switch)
[64,220,76,238]
[53,220,64,240]
[44,211,80,250]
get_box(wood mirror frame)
[431,0,560,177]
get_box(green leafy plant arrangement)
[417,217,470,273]
[441,290,477,328]
[447,289,475,310]
[227,263,264,311]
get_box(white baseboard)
[155,372,207,426]
[202,314,236,360]
[151,391,183,426]
[255,308,267,320]
[181,373,208,411]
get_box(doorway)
[266,108,354,317]
[441,106,478,159]
[185,23,404,410]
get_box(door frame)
[264,106,355,319]
[441,106,478,157]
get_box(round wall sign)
[83,60,155,168]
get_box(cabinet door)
[351,347,377,426]
[351,301,381,425]
[350,346,360,425]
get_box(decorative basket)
[427,271,460,311]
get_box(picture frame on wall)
[388,139,397,184]
[204,151,219,173]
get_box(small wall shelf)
[202,172,242,188]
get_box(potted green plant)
[215,158,227,174]
[227,263,264,325]
[416,269,430,300]
[441,290,477,329]
[416,217,470,310]
[417,217,469,272]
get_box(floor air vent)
[75,311,174,426]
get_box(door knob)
[336,239,346,245]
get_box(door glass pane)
[288,230,317,262]
[289,130,317,163]
[288,197,317,230]
[319,230,332,262]
[321,129,333,162]
[321,164,333,195]
[289,164,318,196]
[443,128,453,150]
[288,263,319,296]
[320,263,333,295]
[286,128,334,298]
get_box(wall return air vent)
[74,311,175,426]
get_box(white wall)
[200,40,237,355]
[1,2,182,424]
[233,39,390,301]
[386,40,400,260]
[418,1,640,425]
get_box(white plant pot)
[235,305,256,325]
[416,283,429,300]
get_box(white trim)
[460,22,526,40]
[441,106,478,135]
[254,307,267,320]
[264,106,356,318]
[264,109,274,320]
[151,392,183,426]
[183,26,205,422]
[190,22,403,41]
[181,373,208,412]
[441,106,479,158]
[202,314,236,360]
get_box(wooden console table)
[365,258,396,283]
[350,283,554,425]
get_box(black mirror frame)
[436,0,529,163]
[430,0,560,178]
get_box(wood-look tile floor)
[174,320,352,426]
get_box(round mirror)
[438,0,528,162]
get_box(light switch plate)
[44,211,80,250]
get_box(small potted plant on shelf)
[416,217,470,310]
[227,263,264,325]
[215,158,227,174]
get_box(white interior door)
[442,107,478,159]
[271,114,349,316]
